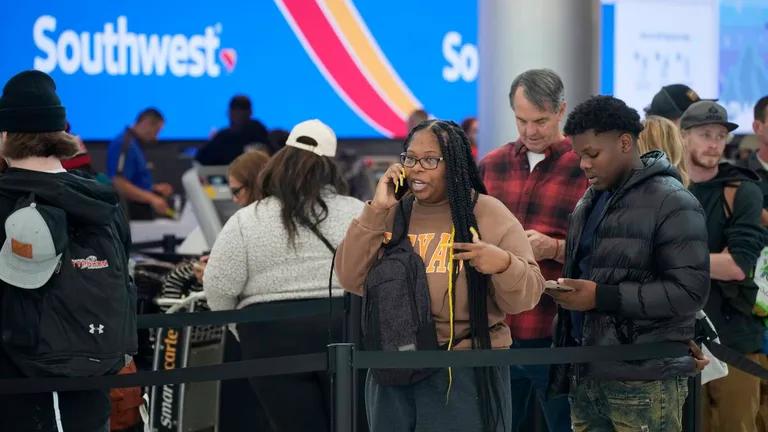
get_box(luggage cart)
[148,292,226,432]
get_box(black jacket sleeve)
[596,189,710,318]
[727,181,766,277]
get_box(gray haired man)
[479,69,588,432]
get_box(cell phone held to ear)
[394,178,410,201]
[544,280,575,293]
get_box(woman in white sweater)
[203,119,364,432]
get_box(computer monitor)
[182,165,240,248]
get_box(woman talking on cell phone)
[335,120,545,432]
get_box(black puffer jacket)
[550,151,709,395]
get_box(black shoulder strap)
[722,182,740,222]
[386,194,474,247]
[389,196,415,248]
[307,223,336,254]
[306,221,339,347]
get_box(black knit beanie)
[0,70,67,133]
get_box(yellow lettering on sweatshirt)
[416,233,435,261]
[426,233,452,273]
[383,231,460,275]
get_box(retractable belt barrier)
[0,343,686,394]
[0,353,327,394]
[354,342,688,369]
[0,303,765,396]
[137,298,346,329]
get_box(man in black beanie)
[0,71,67,133]
[0,70,134,432]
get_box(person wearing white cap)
[203,119,364,431]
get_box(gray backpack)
[362,196,439,386]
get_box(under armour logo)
[89,324,104,335]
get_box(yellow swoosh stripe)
[322,0,422,119]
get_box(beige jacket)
[335,194,544,349]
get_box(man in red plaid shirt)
[479,69,588,432]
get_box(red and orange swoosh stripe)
[275,0,422,137]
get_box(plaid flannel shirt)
[479,138,588,340]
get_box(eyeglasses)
[399,153,444,170]
[230,185,245,196]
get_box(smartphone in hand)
[394,179,410,200]
[544,280,575,293]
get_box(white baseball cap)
[0,202,67,289]
[285,119,337,158]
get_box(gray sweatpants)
[365,366,512,432]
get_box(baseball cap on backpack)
[0,199,68,289]
[0,192,135,378]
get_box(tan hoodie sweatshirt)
[335,193,544,349]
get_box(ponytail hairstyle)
[403,120,504,432]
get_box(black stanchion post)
[683,374,702,432]
[692,373,702,432]
[329,343,355,432]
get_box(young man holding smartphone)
[548,95,710,431]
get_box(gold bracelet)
[552,239,561,261]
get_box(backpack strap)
[387,192,477,248]
[723,182,739,221]
[388,195,416,249]
[723,182,768,227]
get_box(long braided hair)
[403,120,505,431]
